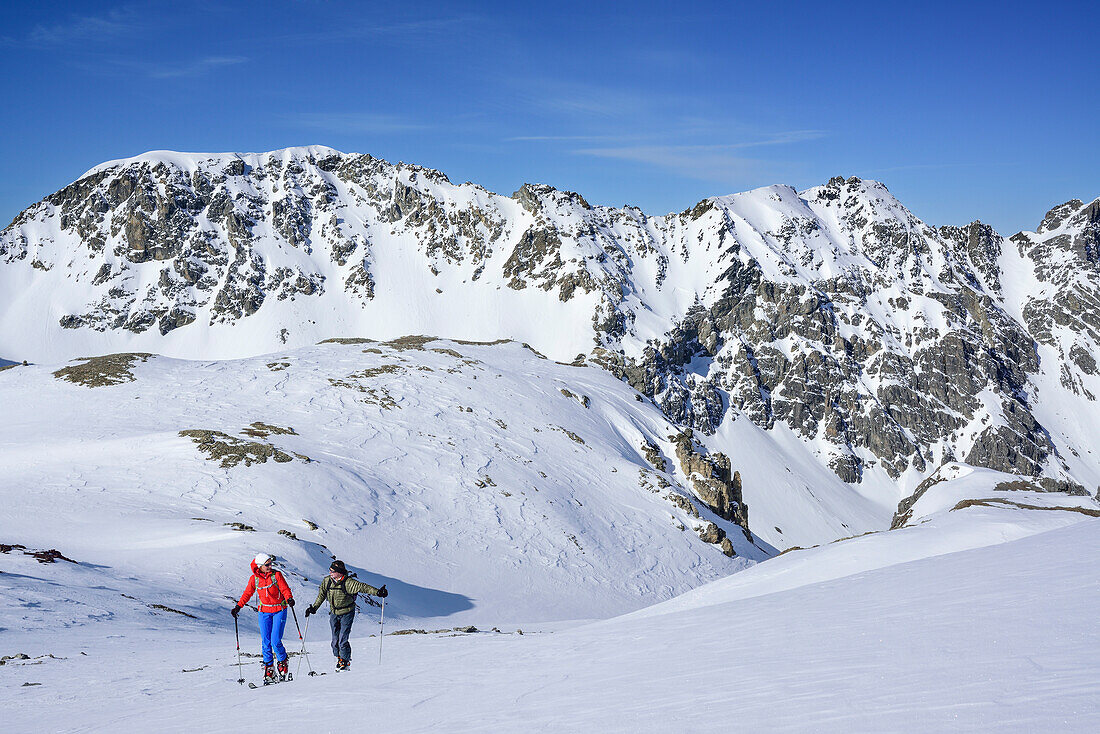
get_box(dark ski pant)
[329,609,355,661]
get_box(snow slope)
[0,338,766,634]
[4,487,1096,732]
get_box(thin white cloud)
[855,163,981,175]
[517,81,657,119]
[2,7,139,48]
[505,135,637,142]
[572,133,826,185]
[576,131,826,154]
[146,56,248,79]
[286,112,429,135]
[509,129,825,148]
[273,15,481,46]
[575,146,767,184]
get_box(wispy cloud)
[2,7,139,49]
[285,112,429,135]
[573,146,768,185]
[273,15,481,46]
[576,130,827,155]
[505,134,640,143]
[146,56,248,79]
[514,81,658,120]
[854,163,982,175]
[503,78,824,155]
[571,132,827,185]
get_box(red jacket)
[238,560,294,613]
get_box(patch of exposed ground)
[0,544,78,563]
[558,388,590,408]
[328,366,402,409]
[951,498,1100,516]
[383,335,436,351]
[150,604,197,618]
[450,338,510,347]
[52,353,153,387]
[179,429,302,468]
[241,422,297,439]
[224,522,255,531]
[318,337,374,345]
[551,425,586,445]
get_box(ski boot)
[336,657,349,672]
[263,662,278,685]
[277,659,290,682]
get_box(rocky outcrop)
[672,430,749,536]
[696,522,736,557]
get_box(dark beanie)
[330,559,347,574]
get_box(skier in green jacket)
[305,559,387,671]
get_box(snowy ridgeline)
[2,472,1097,731]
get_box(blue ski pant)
[329,609,355,661]
[258,608,288,664]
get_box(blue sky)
[1,1,1096,234]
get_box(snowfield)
[2,339,1098,731]
[0,339,765,633]
[3,502,1096,732]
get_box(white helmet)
[254,553,274,567]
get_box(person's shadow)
[294,541,472,621]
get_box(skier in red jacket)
[232,553,295,684]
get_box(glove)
[377,585,388,598]
[231,605,241,618]
[286,598,295,607]
[304,606,315,617]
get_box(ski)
[247,673,292,689]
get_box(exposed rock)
[640,440,666,472]
[891,471,947,529]
[697,522,725,544]
[665,492,701,519]
[671,430,749,534]
[178,429,300,468]
[241,422,297,439]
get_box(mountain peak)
[81,145,347,180]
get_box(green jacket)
[312,575,381,616]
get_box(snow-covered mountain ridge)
[2,146,1098,504]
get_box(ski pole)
[290,603,303,641]
[234,615,244,685]
[378,597,385,665]
[297,614,315,678]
